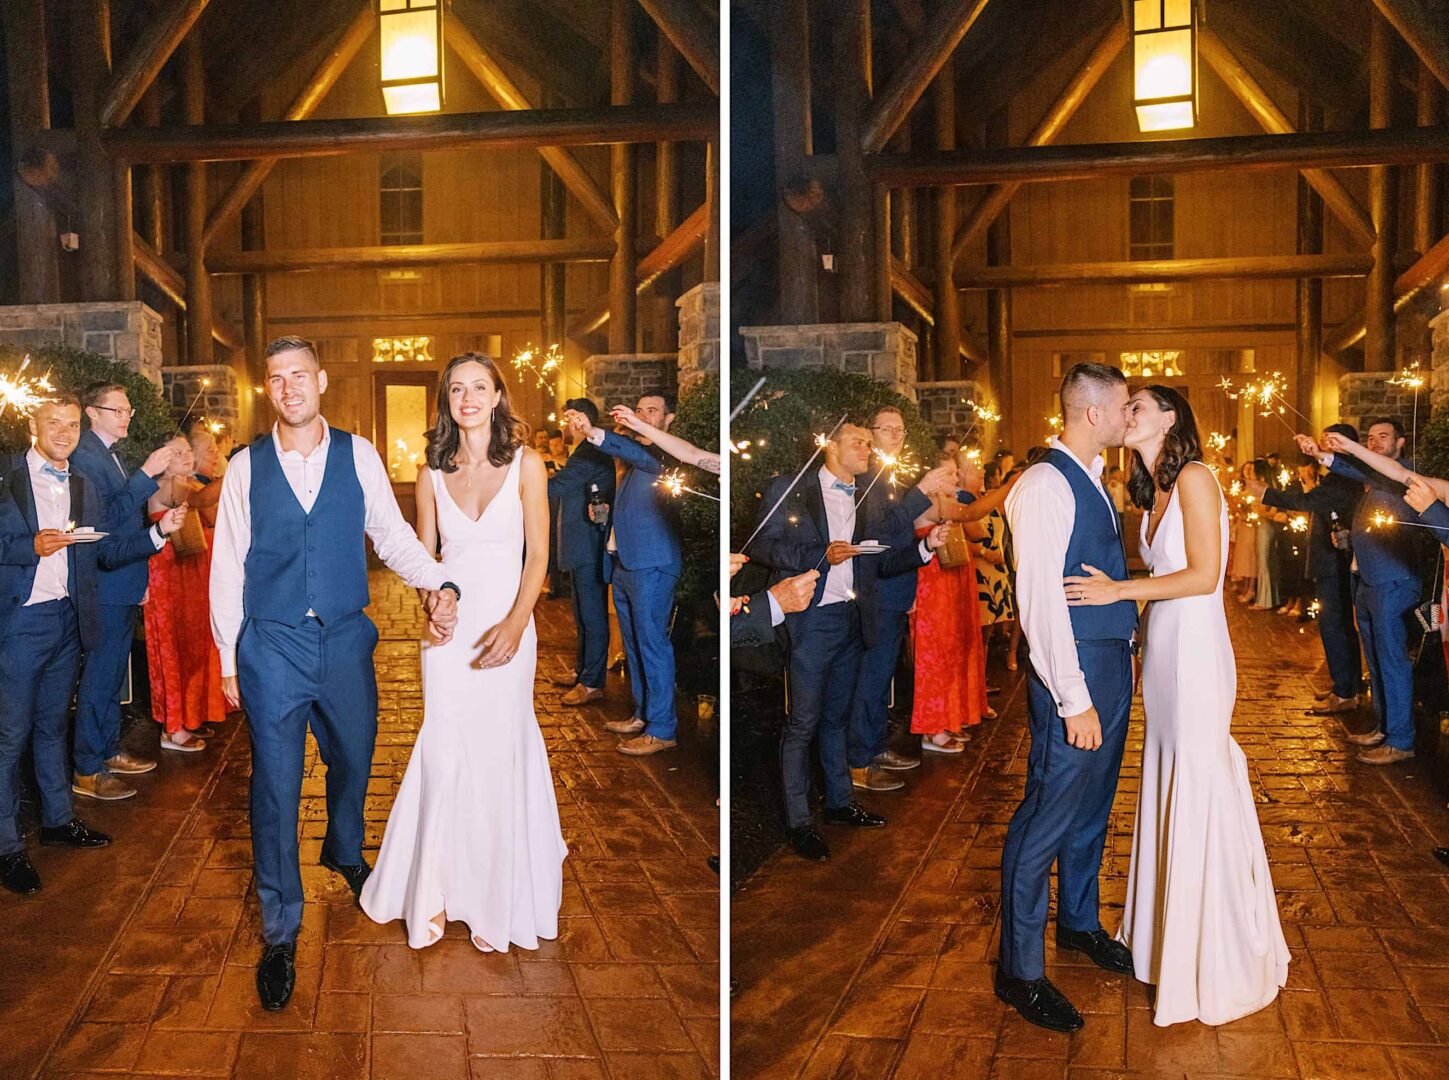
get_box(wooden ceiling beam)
[99,0,209,128]
[869,126,1449,188]
[1370,0,1449,94]
[1199,28,1376,250]
[953,253,1375,289]
[1324,230,1449,352]
[201,1,374,249]
[568,202,709,337]
[132,233,245,350]
[860,0,992,154]
[949,18,1125,261]
[445,13,617,232]
[636,0,720,95]
[450,0,600,106]
[204,237,616,275]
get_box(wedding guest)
[1247,425,1363,714]
[940,432,962,460]
[1247,459,1281,611]
[0,397,184,894]
[564,392,682,756]
[1299,421,1427,764]
[1229,462,1260,602]
[972,461,1016,651]
[70,383,189,801]
[144,433,226,751]
[1104,465,1128,513]
[751,422,950,861]
[727,554,818,649]
[548,398,615,705]
[609,403,720,473]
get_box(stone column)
[582,353,679,412]
[161,364,239,427]
[676,282,720,391]
[739,322,919,398]
[0,301,163,385]
[915,379,995,445]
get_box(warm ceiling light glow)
[1132,0,1197,133]
[379,0,444,116]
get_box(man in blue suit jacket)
[0,397,181,894]
[69,382,187,801]
[566,393,682,756]
[548,398,615,706]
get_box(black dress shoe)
[1056,926,1134,975]
[320,853,372,902]
[788,827,830,862]
[822,802,887,828]
[706,855,720,874]
[1435,847,1449,870]
[994,970,1084,1033]
[0,852,41,895]
[256,941,297,1011]
[40,818,112,848]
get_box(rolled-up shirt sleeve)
[1005,465,1092,718]
[352,439,449,592]
[209,449,252,678]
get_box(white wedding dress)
[1116,461,1289,1026]
[360,449,567,951]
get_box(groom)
[997,363,1138,1032]
[210,336,459,1011]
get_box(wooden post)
[183,33,212,363]
[874,185,892,322]
[137,83,166,253]
[932,49,960,379]
[608,0,638,353]
[634,0,720,95]
[834,0,877,324]
[100,0,209,127]
[72,0,122,301]
[1366,13,1398,372]
[1296,101,1324,426]
[1370,0,1449,94]
[241,192,266,388]
[772,0,817,323]
[2,0,59,303]
[113,159,136,301]
[655,39,680,241]
[986,211,1010,404]
[540,155,567,346]
[705,137,721,285]
[1416,63,1443,254]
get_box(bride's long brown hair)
[425,353,524,471]
[1127,384,1204,512]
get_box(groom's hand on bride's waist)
[1064,706,1102,751]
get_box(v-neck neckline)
[1145,481,1179,549]
[440,455,512,524]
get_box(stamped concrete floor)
[0,573,719,1079]
[731,600,1449,1080]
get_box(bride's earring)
[491,406,496,422]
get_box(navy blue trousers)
[611,561,679,740]
[846,609,909,769]
[238,613,379,945]
[0,601,81,855]
[73,602,136,775]
[999,640,1132,981]
[1314,573,1363,699]
[782,603,862,829]
[569,567,609,689]
[1353,574,1419,751]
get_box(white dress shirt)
[209,420,448,677]
[25,448,71,605]
[1004,437,1119,719]
[818,465,857,606]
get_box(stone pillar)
[914,379,996,445]
[676,282,720,391]
[161,364,239,427]
[582,353,678,412]
[0,301,163,385]
[1336,371,1425,439]
[738,322,919,399]
[1431,309,1449,412]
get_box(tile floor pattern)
[732,601,1449,1079]
[3,574,719,1079]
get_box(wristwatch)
[440,581,462,600]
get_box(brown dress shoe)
[72,772,137,801]
[562,685,604,706]
[605,717,645,735]
[1357,744,1415,765]
[617,735,676,756]
[872,748,920,771]
[550,669,578,688]
[105,752,156,775]
[1310,694,1359,715]
[1344,728,1386,747]
[850,765,905,792]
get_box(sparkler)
[1367,510,1449,533]
[729,376,768,423]
[1207,431,1229,453]
[0,354,56,421]
[175,378,211,433]
[656,469,719,502]
[512,343,588,397]
[1389,362,1427,456]
[810,448,923,570]
[1219,372,1311,434]
[739,413,850,553]
[1289,515,1309,533]
[1278,467,1293,488]
[1229,479,1243,497]
[960,397,1002,444]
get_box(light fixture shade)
[1131,0,1196,132]
[379,0,444,116]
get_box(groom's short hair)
[264,335,319,367]
[1060,362,1126,415]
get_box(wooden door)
[373,370,438,527]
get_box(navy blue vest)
[243,429,370,627]
[1044,448,1137,641]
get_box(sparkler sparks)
[655,469,719,502]
[1367,509,1449,533]
[1207,431,1229,453]
[176,378,211,433]
[1289,515,1309,533]
[0,355,56,420]
[1219,371,1311,432]
[1278,467,1293,488]
[511,343,587,398]
[740,413,850,553]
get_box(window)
[1129,175,1174,261]
[380,153,424,246]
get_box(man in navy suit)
[751,423,953,861]
[548,397,616,705]
[69,382,187,801]
[565,393,682,756]
[0,396,184,894]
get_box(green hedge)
[0,344,171,467]
[1416,403,1449,481]
[669,370,722,605]
[728,366,936,546]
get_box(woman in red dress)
[143,428,226,750]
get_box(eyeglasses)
[92,405,134,420]
[871,425,905,437]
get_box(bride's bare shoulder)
[1177,460,1222,505]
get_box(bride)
[360,352,567,952]
[1064,385,1289,1026]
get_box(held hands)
[1065,705,1102,751]
[768,569,820,614]
[473,617,525,669]
[33,529,78,557]
[1064,563,1124,606]
[423,589,458,645]
[157,504,189,536]
[1320,431,1357,457]
[1406,474,1441,514]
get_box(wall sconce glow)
[379,0,444,115]
[1131,0,1197,132]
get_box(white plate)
[67,531,108,543]
[854,543,890,554]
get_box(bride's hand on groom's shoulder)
[1064,564,1122,606]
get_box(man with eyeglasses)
[69,382,188,801]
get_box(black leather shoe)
[1435,847,1449,870]
[822,802,887,828]
[788,827,830,862]
[0,852,40,895]
[1056,927,1134,975]
[994,970,1084,1033]
[320,853,372,902]
[256,941,297,1011]
[40,818,112,848]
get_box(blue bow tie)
[833,480,857,496]
[40,463,69,483]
